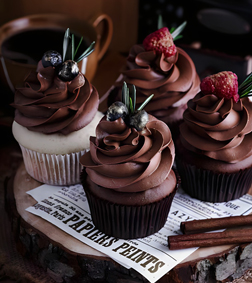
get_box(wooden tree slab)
[5,162,252,283]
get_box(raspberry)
[200,71,239,102]
[143,27,177,58]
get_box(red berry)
[200,71,239,102]
[143,27,177,58]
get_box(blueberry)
[42,50,62,68]
[106,101,129,121]
[129,110,149,131]
[57,60,79,81]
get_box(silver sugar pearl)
[42,50,62,67]
[106,101,129,121]
[57,60,79,81]
[129,110,149,131]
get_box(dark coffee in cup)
[0,14,113,92]
[1,28,90,65]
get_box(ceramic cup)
[0,13,113,92]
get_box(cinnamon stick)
[180,214,252,234]
[168,228,252,250]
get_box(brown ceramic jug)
[0,13,113,92]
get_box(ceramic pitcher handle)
[0,56,15,93]
[92,14,113,61]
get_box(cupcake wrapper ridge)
[176,157,252,202]
[84,184,177,239]
[20,144,87,186]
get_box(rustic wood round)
[7,162,252,283]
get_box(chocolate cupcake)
[176,71,252,202]
[80,83,178,239]
[108,23,200,136]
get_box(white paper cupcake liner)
[20,144,87,186]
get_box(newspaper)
[26,184,252,283]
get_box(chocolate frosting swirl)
[180,93,252,163]
[114,45,200,122]
[12,61,99,135]
[80,115,175,192]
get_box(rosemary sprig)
[74,37,83,58]
[156,16,187,42]
[76,41,95,63]
[63,28,70,61]
[131,84,136,111]
[129,97,134,114]
[157,14,163,30]
[171,21,187,41]
[138,94,154,111]
[238,72,252,98]
[122,81,129,110]
[122,82,136,114]
[62,28,95,63]
[122,82,154,113]
[72,34,75,60]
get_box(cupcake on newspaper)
[12,29,103,185]
[108,22,200,135]
[176,71,252,202]
[80,83,178,239]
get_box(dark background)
[138,0,252,58]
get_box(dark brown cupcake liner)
[84,184,177,239]
[176,157,252,202]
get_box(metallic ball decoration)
[57,60,79,81]
[42,50,62,68]
[129,110,149,131]
[106,101,129,121]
